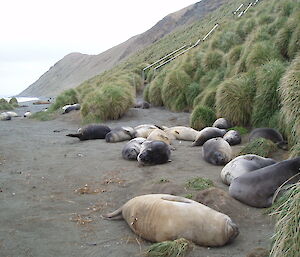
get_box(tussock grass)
[216,72,256,126]
[185,177,214,191]
[251,60,286,127]
[8,97,18,107]
[229,126,248,135]
[193,87,216,110]
[190,105,216,130]
[148,71,167,106]
[235,18,256,40]
[161,69,192,112]
[227,45,243,66]
[30,110,58,121]
[50,89,79,111]
[202,50,224,71]
[185,82,202,109]
[143,84,150,102]
[145,238,193,257]
[212,30,243,53]
[0,98,13,111]
[288,24,300,59]
[239,138,277,157]
[270,182,300,257]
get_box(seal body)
[229,157,300,208]
[223,130,241,146]
[202,138,232,165]
[103,194,239,246]
[5,111,18,117]
[134,100,150,109]
[147,129,174,145]
[137,140,171,165]
[0,112,11,121]
[213,118,232,129]
[221,154,277,185]
[133,124,160,138]
[122,137,147,160]
[249,128,287,150]
[193,127,227,146]
[24,111,32,117]
[105,126,135,143]
[66,124,111,141]
[164,126,199,141]
[62,103,80,114]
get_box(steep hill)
[19,0,228,97]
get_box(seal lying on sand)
[137,140,171,165]
[133,124,161,138]
[103,194,239,246]
[164,126,199,141]
[249,128,288,150]
[105,127,135,143]
[223,130,241,146]
[213,118,232,129]
[0,112,12,121]
[122,137,147,160]
[221,154,277,186]
[193,127,227,146]
[229,157,300,208]
[146,128,175,145]
[134,100,150,109]
[202,138,232,165]
[66,124,111,141]
[62,103,80,114]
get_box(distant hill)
[19,0,228,97]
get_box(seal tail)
[66,133,81,138]
[102,207,123,220]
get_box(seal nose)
[227,219,239,243]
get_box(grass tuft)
[190,105,216,130]
[229,126,248,135]
[239,138,277,157]
[49,89,79,111]
[185,177,214,191]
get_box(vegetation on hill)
[0,98,18,111]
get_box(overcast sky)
[0,0,198,96]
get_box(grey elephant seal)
[122,137,147,160]
[24,111,32,118]
[105,126,135,143]
[164,126,199,141]
[229,157,300,208]
[193,127,227,146]
[223,130,241,146]
[0,112,12,121]
[103,194,239,246]
[134,100,150,109]
[213,118,232,129]
[62,103,80,114]
[221,154,277,186]
[202,138,232,165]
[249,128,287,150]
[66,124,111,141]
[137,140,171,165]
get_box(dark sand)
[0,103,281,257]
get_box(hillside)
[19,0,228,97]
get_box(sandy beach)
[0,103,280,257]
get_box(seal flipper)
[161,195,193,204]
[102,207,124,220]
[66,133,81,139]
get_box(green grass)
[190,105,216,130]
[8,97,18,107]
[0,98,14,111]
[228,126,248,135]
[145,238,193,257]
[30,110,59,121]
[270,182,300,257]
[185,177,214,191]
[239,138,277,158]
[49,88,79,111]
[202,50,224,71]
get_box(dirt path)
[0,104,276,257]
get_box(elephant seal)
[202,138,232,165]
[164,126,199,141]
[223,130,241,146]
[134,100,150,109]
[213,118,232,129]
[0,112,11,121]
[137,140,171,165]
[62,103,80,114]
[193,127,227,146]
[105,126,135,143]
[5,111,19,117]
[122,137,147,160]
[133,124,162,138]
[66,124,111,140]
[146,128,175,145]
[249,128,288,150]
[103,194,239,246]
[24,111,32,117]
[229,157,300,208]
[221,154,277,186]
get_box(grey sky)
[0,0,198,96]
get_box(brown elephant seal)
[164,126,199,141]
[213,118,232,129]
[146,128,175,145]
[221,154,277,186]
[66,124,111,140]
[202,138,232,165]
[249,128,288,150]
[103,194,239,246]
[105,126,135,143]
[122,137,147,160]
[193,127,227,146]
[223,130,241,146]
[137,140,171,165]
[229,157,300,208]
[133,124,162,138]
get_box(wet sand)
[0,104,278,257]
